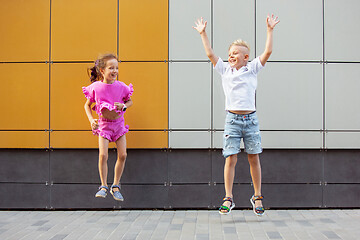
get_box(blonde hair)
[228,39,250,53]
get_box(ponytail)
[87,54,117,83]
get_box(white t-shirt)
[214,57,264,111]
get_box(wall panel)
[0,131,49,149]
[51,63,93,130]
[169,0,211,60]
[325,0,360,61]
[118,62,168,130]
[119,0,168,61]
[256,0,323,61]
[51,0,117,61]
[1,64,49,130]
[0,0,49,62]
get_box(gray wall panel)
[263,184,322,208]
[324,184,360,208]
[325,0,360,61]
[0,150,49,183]
[51,149,115,184]
[257,63,323,130]
[326,132,360,149]
[256,0,323,61]
[122,150,168,184]
[261,150,323,183]
[324,150,360,183]
[51,184,115,209]
[169,131,211,149]
[325,64,360,130]
[0,183,49,209]
[168,150,211,184]
[120,185,168,209]
[169,185,211,209]
[169,0,211,60]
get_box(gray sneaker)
[95,186,109,198]
[110,185,124,201]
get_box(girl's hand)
[114,102,124,111]
[91,119,99,130]
[266,14,280,30]
[192,17,207,34]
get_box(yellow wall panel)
[52,0,117,61]
[0,0,49,62]
[119,0,168,61]
[51,131,98,148]
[127,131,168,149]
[0,131,49,148]
[51,63,93,130]
[118,62,168,130]
[1,63,49,130]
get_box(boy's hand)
[266,14,280,30]
[192,17,207,34]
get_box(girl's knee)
[99,153,108,161]
[117,152,127,162]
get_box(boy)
[193,14,279,215]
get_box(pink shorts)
[93,117,129,142]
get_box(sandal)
[95,185,109,198]
[219,197,235,215]
[250,195,265,216]
[110,185,124,201]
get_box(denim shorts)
[223,111,262,158]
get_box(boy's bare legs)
[98,136,110,189]
[112,135,127,192]
[220,154,238,213]
[248,153,263,208]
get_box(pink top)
[82,81,134,117]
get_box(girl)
[82,53,133,201]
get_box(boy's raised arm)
[259,14,280,66]
[193,17,219,66]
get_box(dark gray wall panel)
[120,185,168,209]
[51,184,115,209]
[212,150,252,184]
[168,150,211,184]
[122,150,168,184]
[324,184,360,208]
[0,150,49,183]
[211,184,254,208]
[324,150,360,183]
[261,150,323,183]
[0,183,49,209]
[50,149,116,184]
[169,185,211,208]
[262,184,323,208]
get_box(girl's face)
[228,45,249,70]
[101,58,118,83]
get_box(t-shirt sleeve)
[249,56,264,75]
[82,84,95,102]
[123,83,134,102]
[214,57,227,75]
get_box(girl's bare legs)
[98,136,110,189]
[112,135,127,192]
[220,154,237,213]
[248,153,263,208]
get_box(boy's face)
[228,45,249,70]
[100,58,118,82]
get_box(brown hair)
[88,53,117,82]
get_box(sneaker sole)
[110,191,124,201]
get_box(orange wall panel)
[1,63,49,130]
[0,0,50,62]
[119,0,168,61]
[51,63,93,130]
[51,0,117,61]
[127,131,168,149]
[0,131,49,148]
[118,62,168,130]
[51,131,98,148]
